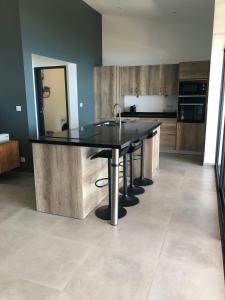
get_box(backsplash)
[123,95,178,112]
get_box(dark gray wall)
[0,0,30,169]
[0,0,102,170]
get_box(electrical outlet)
[16,106,22,112]
[20,157,26,163]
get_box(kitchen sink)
[96,121,126,127]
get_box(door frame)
[34,66,69,135]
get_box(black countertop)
[29,120,161,150]
[121,112,177,118]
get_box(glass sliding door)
[215,50,225,242]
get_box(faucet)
[113,103,122,126]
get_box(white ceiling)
[83,0,214,24]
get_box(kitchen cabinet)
[179,61,210,80]
[176,123,205,152]
[94,66,120,121]
[0,141,20,174]
[120,66,140,96]
[159,64,179,96]
[120,64,178,96]
[139,65,160,95]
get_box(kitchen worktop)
[29,120,161,150]
[121,112,177,118]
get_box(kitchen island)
[30,120,161,226]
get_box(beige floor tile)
[148,258,225,300]
[0,272,58,300]
[3,207,62,234]
[0,224,35,265]
[65,246,156,300]
[0,235,92,291]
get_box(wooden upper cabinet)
[139,65,160,95]
[179,61,210,80]
[159,64,179,96]
[94,66,119,121]
[120,66,140,96]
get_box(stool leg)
[134,141,153,187]
[127,152,145,196]
[119,154,139,207]
[95,157,127,221]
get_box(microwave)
[179,80,208,96]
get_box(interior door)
[35,68,45,135]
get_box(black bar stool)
[119,152,139,207]
[134,130,158,187]
[119,140,145,196]
[91,147,129,220]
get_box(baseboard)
[160,149,203,156]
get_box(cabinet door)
[159,64,179,96]
[0,141,20,174]
[179,61,210,80]
[94,66,119,121]
[120,66,140,96]
[176,123,205,152]
[139,65,160,95]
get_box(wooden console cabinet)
[0,141,20,174]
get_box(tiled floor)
[0,153,224,299]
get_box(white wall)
[42,69,67,133]
[32,55,79,134]
[204,0,225,165]
[124,95,178,112]
[103,15,213,112]
[102,15,213,66]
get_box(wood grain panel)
[176,123,206,152]
[0,141,20,174]
[179,61,210,80]
[139,65,160,95]
[160,64,179,95]
[32,144,108,219]
[120,66,140,96]
[94,66,119,121]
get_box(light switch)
[16,106,22,112]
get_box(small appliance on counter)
[0,134,9,144]
[130,105,136,113]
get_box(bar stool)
[119,140,145,196]
[119,152,139,207]
[134,130,158,186]
[91,147,129,221]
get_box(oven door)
[179,81,207,96]
[178,102,205,123]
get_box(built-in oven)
[179,80,208,96]
[178,97,206,123]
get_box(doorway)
[34,66,69,135]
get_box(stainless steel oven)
[179,80,208,96]
[178,97,206,123]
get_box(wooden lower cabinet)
[0,141,20,174]
[176,123,205,152]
